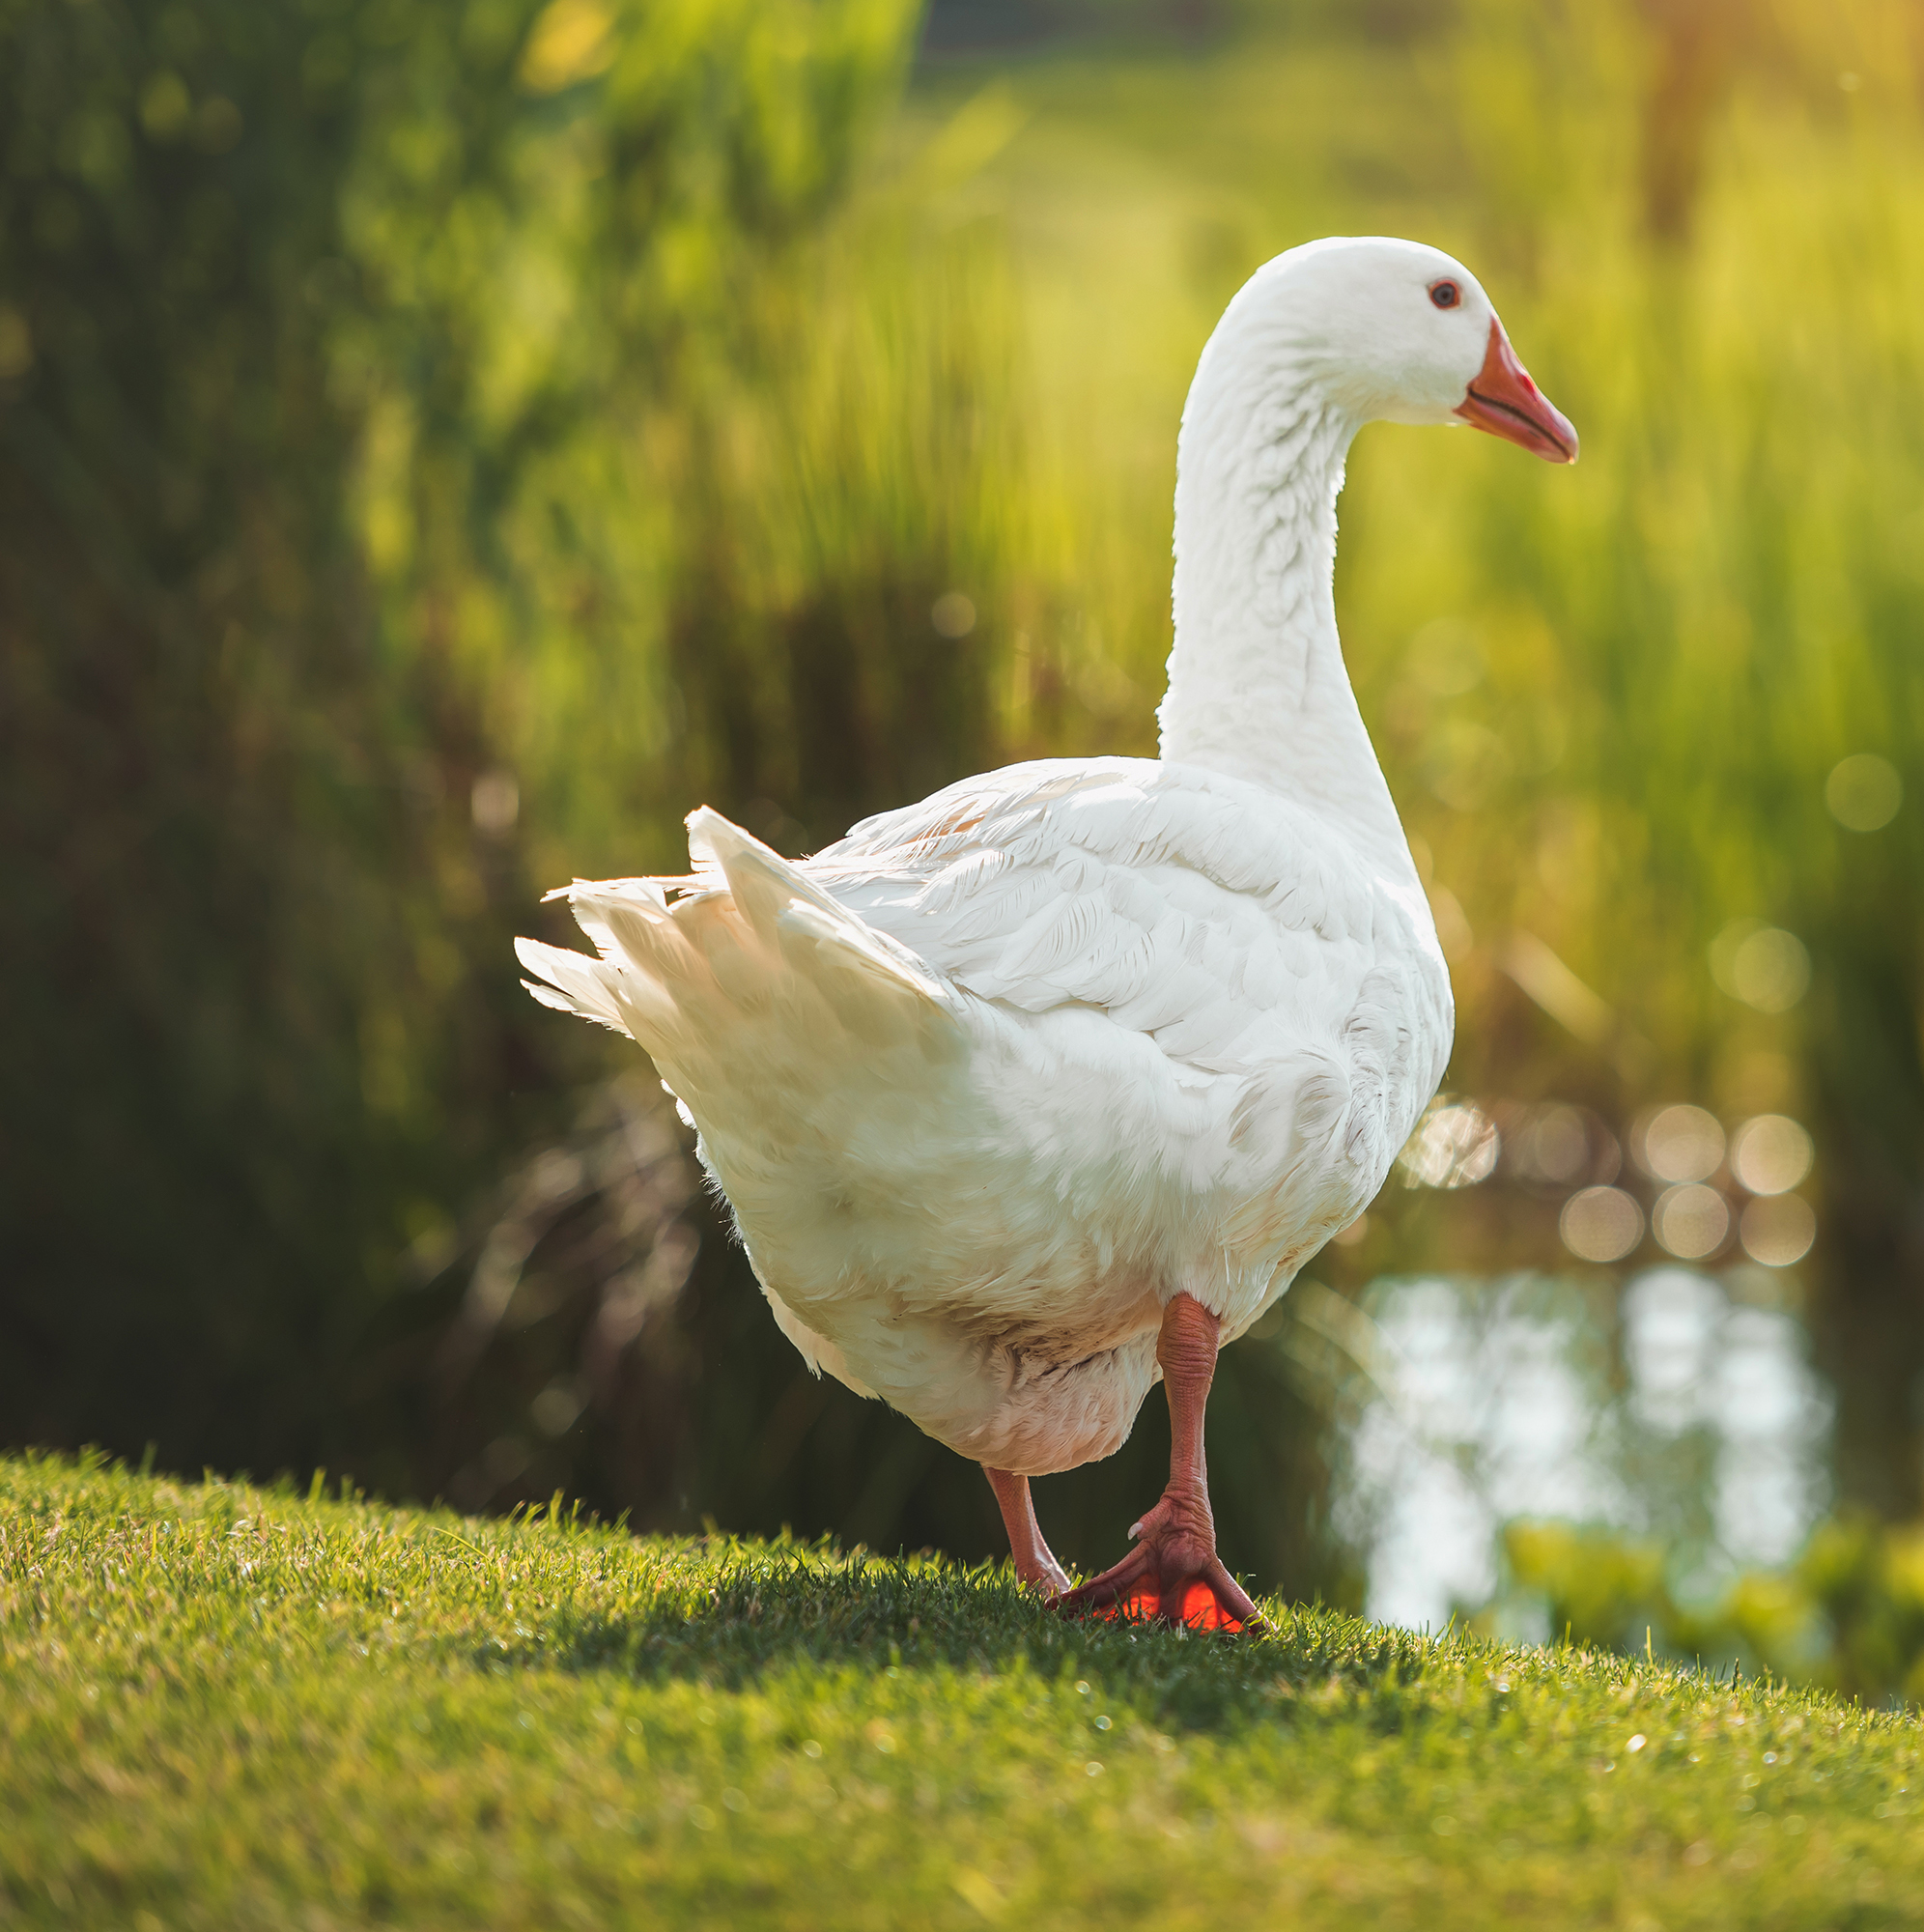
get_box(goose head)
[1212,235,1578,463]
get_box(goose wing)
[810,755,1445,1105]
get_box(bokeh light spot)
[1710,920,1810,1013]
[520,0,618,94]
[1521,1103,1589,1182]
[1740,1194,1816,1267]
[1653,1183,1730,1260]
[1635,1104,1724,1183]
[471,769,520,834]
[1560,1185,1643,1263]
[1730,1115,1814,1196]
[1825,753,1901,832]
[930,591,976,638]
[1530,1105,1590,1181]
[1399,1101,1498,1189]
[139,71,192,142]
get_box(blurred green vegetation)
[1487,1514,1924,1710]
[6,0,1924,1611]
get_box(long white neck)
[1156,327,1417,887]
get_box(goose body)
[520,236,1575,1622]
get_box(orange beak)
[1455,320,1578,464]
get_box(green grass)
[2,1453,1919,1929]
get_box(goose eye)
[1429,279,1461,309]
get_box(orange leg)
[1052,1293,1264,1634]
[983,1465,1072,1596]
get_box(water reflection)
[1336,1268,1832,1634]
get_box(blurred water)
[1335,1269,1833,1634]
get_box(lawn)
[2,1453,1917,1929]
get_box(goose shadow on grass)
[497,1545,1457,1733]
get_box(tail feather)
[516,808,964,1067]
[514,937,631,1033]
[542,874,675,966]
[687,807,945,1003]
[518,810,990,1419]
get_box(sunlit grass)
[4,1452,1921,1928]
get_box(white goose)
[519,237,1575,1631]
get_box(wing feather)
[808,756,1437,1095]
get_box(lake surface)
[1336,1267,1833,1635]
